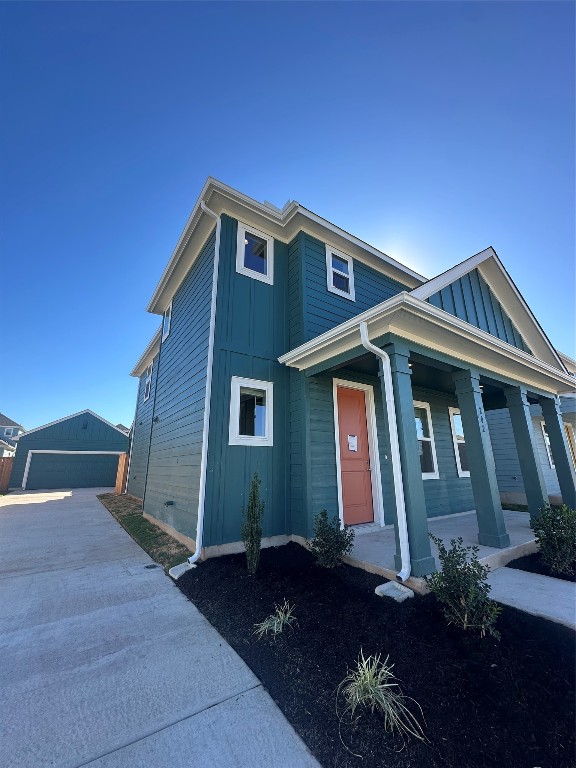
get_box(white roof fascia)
[146,178,425,314]
[130,327,162,378]
[558,351,576,375]
[17,410,130,439]
[410,247,564,371]
[278,294,576,395]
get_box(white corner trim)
[228,376,274,447]
[22,450,124,490]
[326,245,356,301]
[235,222,274,285]
[332,378,384,527]
[448,406,471,478]
[413,400,439,480]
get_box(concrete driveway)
[0,488,318,768]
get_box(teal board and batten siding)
[9,412,128,488]
[427,269,531,353]
[204,215,290,548]
[126,354,159,500]
[142,229,215,541]
[486,400,576,499]
[301,233,410,342]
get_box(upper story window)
[144,361,154,402]
[448,407,470,478]
[413,401,439,479]
[236,223,274,285]
[162,302,172,341]
[229,376,273,447]
[4,428,13,437]
[326,245,355,301]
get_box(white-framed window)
[4,428,13,437]
[143,361,153,402]
[542,420,576,469]
[229,376,273,447]
[162,302,172,341]
[448,407,470,478]
[326,245,355,301]
[413,401,439,479]
[236,222,274,285]
[541,421,554,468]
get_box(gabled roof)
[16,410,130,439]
[146,178,426,314]
[0,439,15,452]
[409,247,566,371]
[0,412,23,429]
[131,327,161,378]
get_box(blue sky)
[1,1,574,430]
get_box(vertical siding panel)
[460,273,479,327]
[468,270,489,332]
[450,279,467,321]
[440,286,455,315]
[428,292,442,309]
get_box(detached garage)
[10,410,129,490]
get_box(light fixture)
[244,239,249,245]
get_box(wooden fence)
[0,457,14,493]
[115,452,129,495]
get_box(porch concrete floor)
[346,510,536,593]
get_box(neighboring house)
[115,423,131,435]
[10,410,129,490]
[126,178,576,576]
[0,412,25,454]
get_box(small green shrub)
[338,650,425,741]
[531,503,576,576]
[241,471,264,575]
[425,535,501,639]
[253,599,298,640]
[309,509,355,568]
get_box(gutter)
[186,201,222,566]
[359,321,411,581]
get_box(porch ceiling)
[278,293,575,397]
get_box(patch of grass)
[502,502,529,512]
[97,493,191,571]
[253,599,298,640]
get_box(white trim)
[448,406,470,478]
[564,423,576,468]
[228,376,274,447]
[22,450,124,490]
[410,248,494,301]
[413,400,439,480]
[277,293,575,394]
[332,378,384,528]
[326,245,355,301]
[235,222,274,285]
[162,301,172,341]
[131,328,161,378]
[16,410,130,439]
[540,421,555,468]
[4,427,13,437]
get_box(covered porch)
[348,508,536,592]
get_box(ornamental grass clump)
[241,471,264,575]
[531,503,576,576]
[309,509,355,568]
[253,599,298,640]
[425,535,501,639]
[338,650,425,742]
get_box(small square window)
[229,376,273,446]
[4,427,13,437]
[326,246,355,300]
[162,302,172,341]
[236,223,274,284]
[449,407,470,477]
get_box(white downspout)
[186,201,221,565]
[359,321,411,581]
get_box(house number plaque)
[348,435,358,452]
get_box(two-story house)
[0,413,24,457]
[126,179,576,578]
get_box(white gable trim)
[131,327,162,378]
[410,247,564,371]
[17,410,129,439]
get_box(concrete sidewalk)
[0,488,318,768]
[488,566,576,630]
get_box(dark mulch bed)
[176,543,575,768]
[506,552,576,583]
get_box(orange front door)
[336,386,374,525]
